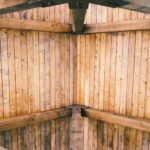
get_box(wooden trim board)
[0,18,150,34]
[0,105,150,132]
[82,107,150,133]
[83,19,150,33]
[0,18,72,33]
[0,107,72,131]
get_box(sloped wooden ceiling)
[0,0,150,33]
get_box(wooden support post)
[69,106,84,150]
[69,3,88,33]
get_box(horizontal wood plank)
[0,108,72,131]
[82,107,150,133]
[0,18,72,33]
[83,19,150,34]
[1,18,150,34]
[0,105,150,133]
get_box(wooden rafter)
[91,0,150,14]
[0,105,150,133]
[1,18,150,33]
[0,0,68,15]
[69,3,88,33]
[83,19,150,33]
[0,18,72,33]
[70,8,87,33]
[120,0,150,13]
[0,107,72,131]
[82,107,150,133]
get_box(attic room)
[0,0,150,150]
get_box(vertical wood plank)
[1,30,10,118]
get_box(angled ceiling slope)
[0,0,150,33]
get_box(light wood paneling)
[77,31,150,150]
[0,30,76,117]
[0,4,150,150]
[0,4,71,24]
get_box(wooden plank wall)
[0,29,76,117]
[0,117,70,150]
[0,28,76,150]
[85,4,150,24]
[0,4,150,150]
[0,5,77,150]
[82,118,150,150]
[1,3,150,24]
[77,6,150,150]
[0,4,71,24]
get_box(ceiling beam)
[0,0,68,15]
[0,105,150,133]
[0,107,72,131]
[121,0,150,14]
[82,107,150,133]
[0,0,43,14]
[0,18,72,33]
[83,19,150,34]
[0,18,150,34]
[91,0,150,14]
[69,3,88,33]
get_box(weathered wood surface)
[0,119,71,150]
[0,29,76,116]
[69,106,84,150]
[0,0,150,15]
[82,107,150,133]
[0,0,150,34]
[1,18,150,34]
[84,19,150,33]
[0,108,72,131]
[0,0,67,15]
[0,18,72,33]
[0,4,150,150]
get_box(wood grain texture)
[0,118,71,150]
[82,107,150,133]
[0,18,72,33]
[0,108,72,131]
[0,4,150,150]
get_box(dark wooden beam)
[0,18,72,33]
[0,108,72,131]
[91,0,129,8]
[121,0,150,14]
[82,107,150,133]
[0,0,43,15]
[0,0,68,15]
[91,0,150,14]
[83,19,150,34]
[69,3,88,33]
[69,106,84,150]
